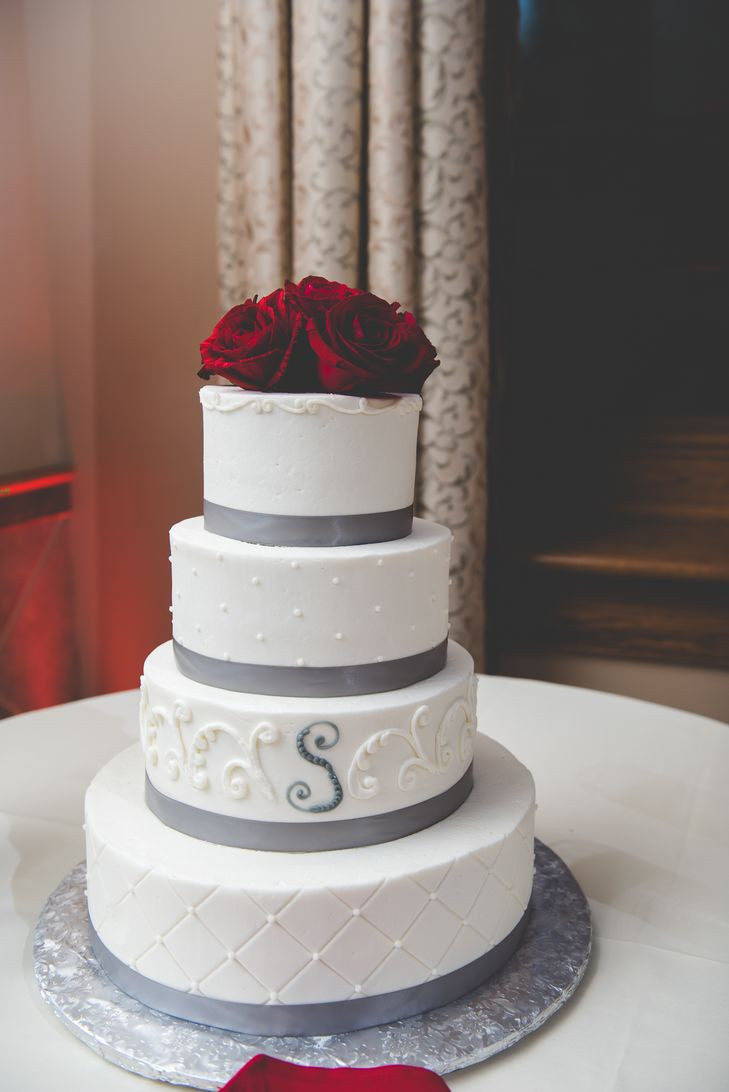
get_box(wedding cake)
[84,278,535,1036]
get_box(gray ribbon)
[204,498,413,547]
[145,764,473,851]
[89,905,530,1036]
[173,638,448,698]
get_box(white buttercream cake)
[84,379,535,1035]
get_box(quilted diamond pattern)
[92,845,134,908]
[86,773,535,1006]
[363,947,427,993]
[135,942,190,991]
[133,873,188,935]
[469,871,519,943]
[276,889,353,953]
[359,878,427,941]
[195,888,270,951]
[278,958,353,1004]
[163,911,227,983]
[238,924,310,992]
[200,956,270,1003]
[401,898,461,967]
[435,855,490,919]
[319,916,393,985]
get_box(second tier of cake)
[170,517,451,677]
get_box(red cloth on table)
[221,1053,449,1091]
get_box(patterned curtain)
[217,0,489,669]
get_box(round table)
[2,678,727,1090]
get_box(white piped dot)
[256,632,265,642]
[219,602,227,612]
[377,558,384,567]
[354,984,362,993]
[352,907,361,917]
[448,578,453,586]
[335,632,343,640]
[377,655,384,662]
[290,560,299,570]
[410,624,416,631]
[293,607,303,617]
[331,576,340,585]
[168,555,172,562]
[227,950,236,961]
[393,939,402,949]
[216,552,223,562]
[374,605,382,613]
[269,991,278,1002]
[296,657,305,667]
[186,906,196,916]
[408,570,415,578]
[223,651,231,661]
[155,935,163,944]
[267,913,276,924]
[251,576,260,586]
[195,623,202,632]
[175,590,181,598]
[429,891,438,900]
[311,952,320,961]
[192,567,198,576]
[430,968,439,977]
[190,981,199,992]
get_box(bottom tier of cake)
[85,735,535,1035]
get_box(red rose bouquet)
[199,276,439,396]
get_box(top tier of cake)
[201,387,422,547]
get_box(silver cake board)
[34,840,591,1089]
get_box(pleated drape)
[217,0,489,668]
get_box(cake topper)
[199,275,439,396]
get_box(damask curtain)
[218,0,489,669]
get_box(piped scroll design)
[347,677,478,800]
[286,722,343,814]
[139,679,279,801]
[201,389,421,416]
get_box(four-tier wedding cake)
[83,279,535,1036]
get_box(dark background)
[486,0,729,684]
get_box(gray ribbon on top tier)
[204,498,414,547]
[172,638,449,698]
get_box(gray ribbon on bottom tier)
[144,764,473,852]
[204,498,414,547]
[89,905,530,1037]
[172,638,449,698]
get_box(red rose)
[198,289,307,390]
[285,275,363,318]
[307,292,439,395]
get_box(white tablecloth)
[1,677,727,1090]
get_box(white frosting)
[200,387,422,517]
[170,517,451,668]
[86,735,534,1006]
[141,640,476,824]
